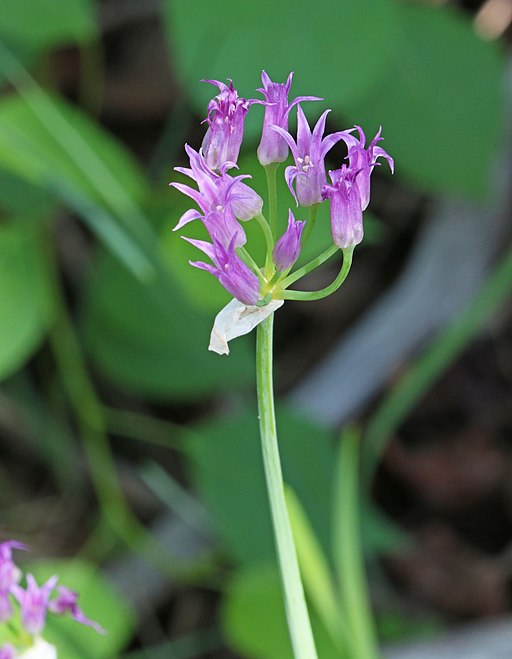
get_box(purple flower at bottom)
[0,644,15,659]
[184,235,260,306]
[322,166,364,249]
[0,541,28,593]
[11,574,58,636]
[49,586,105,635]
[272,210,305,272]
[272,107,354,207]
[343,126,394,210]
[201,79,258,170]
[0,592,13,623]
[257,71,321,166]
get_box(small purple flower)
[343,126,394,210]
[257,71,321,166]
[0,541,27,593]
[171,145,263,248]
[322,166,363,249]
[0,593,13,623]
[49,586,105,635]
[0,644,15,659]
[184,234,260,306]
[272,107,354,207]
[201,79,257,170]
[273,210,305,272]
[11,574,57,636]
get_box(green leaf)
[0,169,54,215]
[222,564,340,659]
[80,250,253,400]
[163,0,400,139]
[0,76,155,277]
[0,221,54,380]
[186,406,335,564]
[0,0,96,49]
[343,4,505,198]
[27,560,134,659]
[285,487,347,654]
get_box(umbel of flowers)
[0,541,104,658]
[172,72,394,659]
[171,71,393,353]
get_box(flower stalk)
[256,314,318,659]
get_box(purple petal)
[173,208,203,231]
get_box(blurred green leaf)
[187,406,335,564]
[80,250,253,400]
[333,428,378,658]
[0,169,54,215]
[0,0,96,49]
[344,3,505,197]
[28,560,133,659]
[0,221,54,381]
[222,564,340,659]
[163,0,400,139]
[0,78,155,277]
[285,486,346,654]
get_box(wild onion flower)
[201,79,257,170]
[0,541,27,623]
[172,71,394,659]
[49,587,105,634]
[343,125,394,210]
[171,145,263,248]
[257,71,320,166]
[0,540,104,656]
[272,107,353,207]
[0,542,26,592]
[273,211,305,272]
[185,234,260,306]
[322,166,364,249]
[0,644,15,659]
[12,575,58,636]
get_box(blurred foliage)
[0,0,509,656]
[164,0,504,197]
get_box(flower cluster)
[171,71,393,352]
[0,541,104,658]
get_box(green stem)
[255,213,276,277]
[278,247,353,301]
[256,315,318,659]
[278,244,339,289]
[301,204,319,245]
[238,247,265,284]
[265,163,279,237]
[334,427,378,659]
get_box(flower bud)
[272,210,305,271]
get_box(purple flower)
[0,593,12,623]
[272,107,354,207]
[273,210,305,272]
[257,71,321,166]
[11,574,57,636]
[0,541,27,593]
[49,586,105,635]
[0,644,15,659]
[322,166,363,249]
[171,145,263,248]
[184,235,260,306]
[201,79,257,170]
[343,126,394,210]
